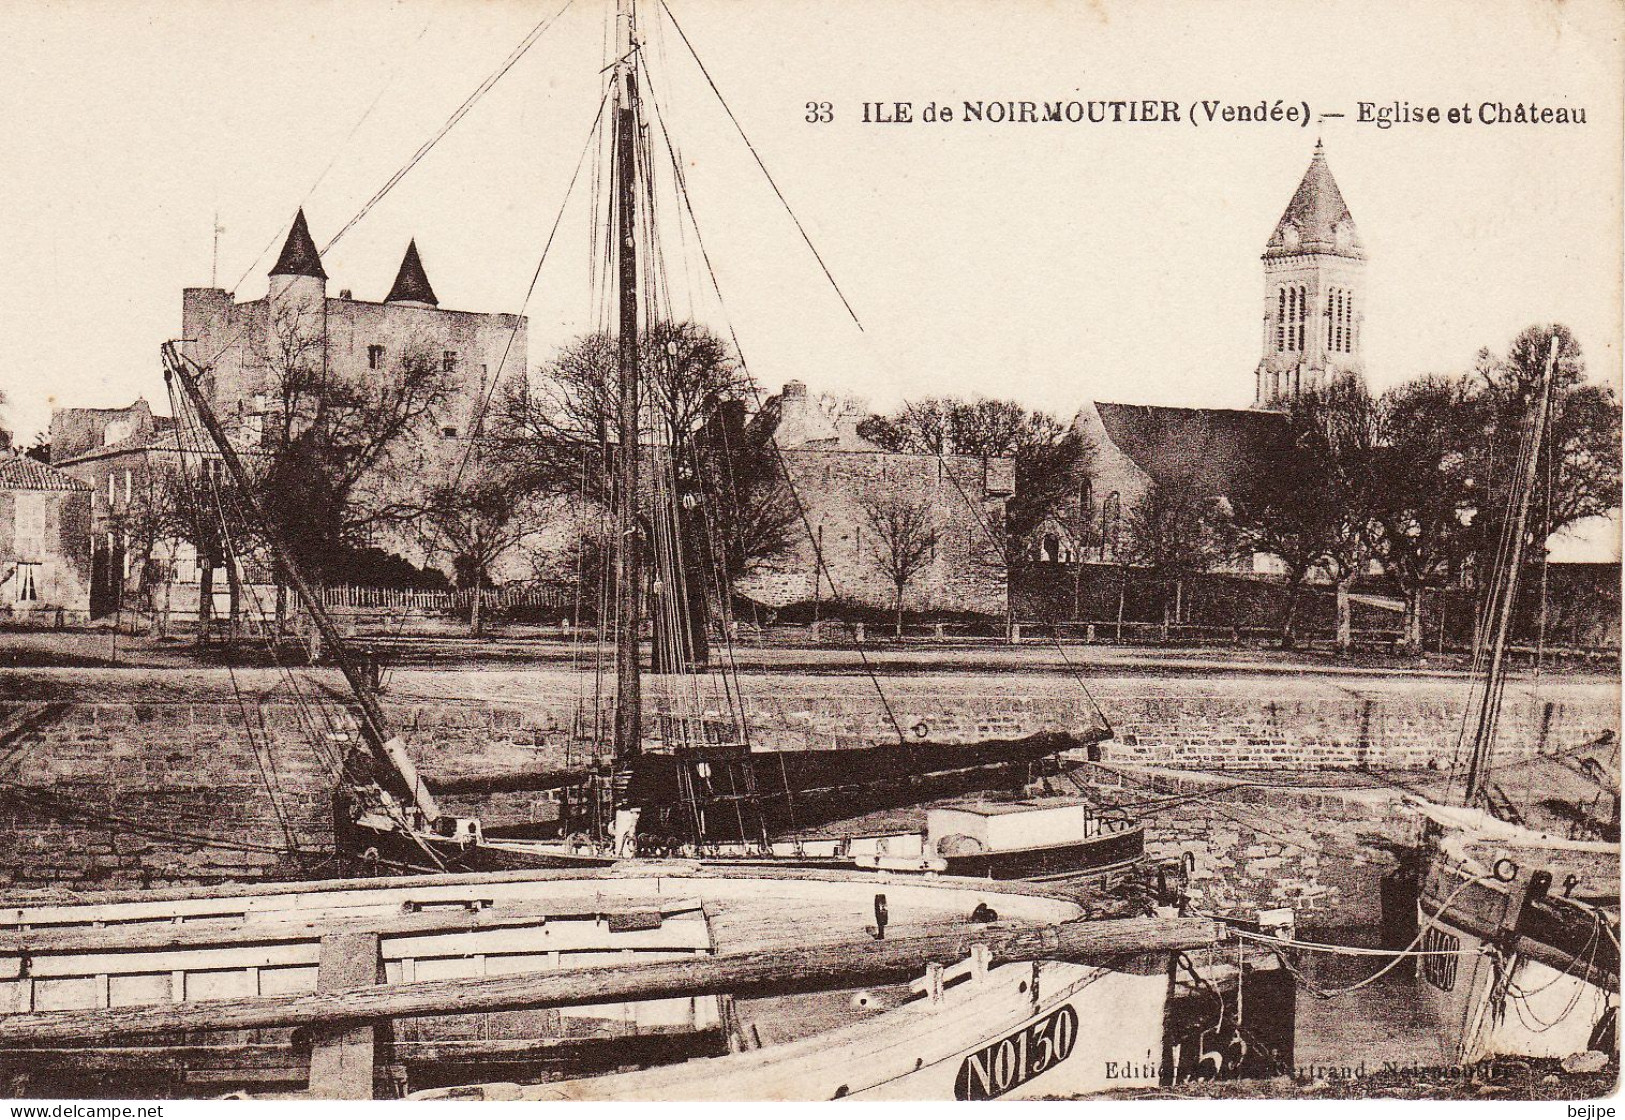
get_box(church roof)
[269,209,328,280]
[0,453,92,492]
[385,239,439,306]
[1093,402,1289,501]
[1264,141,1364,260]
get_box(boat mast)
[612,0,642,769]
[160,343,443,824]
[1462,335,1559,806]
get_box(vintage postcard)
[0,0,1619,1108]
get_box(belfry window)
[1294,285,1307,351]
[367,344,385,370]
[1276,288,1287,351]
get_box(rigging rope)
[448,87,613,496]
[323,0,578,255]
[635,51,907,742]
[656,0,864,332]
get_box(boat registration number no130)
[955,1003,1079,1100]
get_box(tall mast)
[612,0,642,768]
[1462,335,1559,806]
[161,343,442,823]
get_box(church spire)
[385,239,439,307]
[1253,142,1367,408]
[269,209,327,280]
[1264,141,1364,260]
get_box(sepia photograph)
[0,0,1619,1106]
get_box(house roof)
[1264,141,1364,260]
[1093,402,1289,500]
[0,453,92,492]
[385,239,439,306]
[269,209,328,280]
[52,416,188,466]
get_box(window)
[108,474,117,506]
[123,469,132,505]
[1294,284,1307,351]
[14,493,46,543]
[367,344,385,370]
[1327,288,1354,354]
[15,563,40,603]
[442,350,458,372]
[1276,288,1287,351]
[441,425,459,438]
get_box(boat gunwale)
[0,862,1089,914]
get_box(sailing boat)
[0,5,1303,1100]
[159,0,1134,890]
[1388,336,1619,1065]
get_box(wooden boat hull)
[416,946,1293,1100]
[938,824,1145,885]
[1414,846,1619,1064]
[1,865,1171,1099]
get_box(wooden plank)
[0,899,704,955]
[0,916,1215,1046]
[306,932,378,1100]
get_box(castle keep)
[180,211,528,520]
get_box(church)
[1060,141,1368,567]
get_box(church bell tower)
[1254,142,1366,408]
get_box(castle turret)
[265,210,328,393]
[1253,142,1366,408]
[385,239,439,308]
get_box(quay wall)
[1073,762,1409,931]
[0,669,1614,897]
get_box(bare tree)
[1472,324,1621,564]
[252,310,459,580]
[498,322,756,498]
[1369,375,1483,652]
[417,455,542,636]
[859,485,941,637]
[499,322,795,624]
[1232,377,1381,650]
[1118,476,1234,637]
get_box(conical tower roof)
[269,209,328,279]
[385,239,439,306]
[1264,142,1363,259]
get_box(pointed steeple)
[269,209,328,280]
[1264,141,1363,259]
[385,240,439,307]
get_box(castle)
[182,211,528,448]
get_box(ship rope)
[321,0,577,256]
[633,38,908,743]
[1211,870,1494,1000]
[649,0,1109,735]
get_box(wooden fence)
[319,584,575,614]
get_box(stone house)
[49,398,231,618]
[736,381,1013,616]
[0,453,93,622]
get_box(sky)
[0,0,1620,443]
